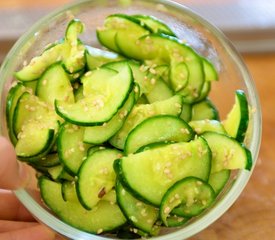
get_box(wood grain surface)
[0,1,274,239]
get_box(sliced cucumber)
[62,19,86,74]
[77,148,122,209]
[39,176,126,234]
[6,83,28,144]
[223,90,249,142]
[55,63,133,126]
[180,103,192,122]
[160,177,215,224]
[57,123,91,175]
[169,62,189,92]
[124,115,194,154]
[145,77,174,103]
[83,90,136,144]
[116,180,159,235]
[138,33,205,103]
[15,19,85,81]
[191,98,219,121]
[109,95,183,149]
[189,119,226,135]
[33,153,60,167]
[15,43,64,81]
[133,14,176,37]
[202,58,218,82]
[36,63,74,106]
[109,14,151,59]
[15,120,56,161]
[208,170,231,195]
[85,46,124,70]
[13,92,51,136]
[202,131,252,173]
[116,137,211,206]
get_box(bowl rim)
[0,0,262,239]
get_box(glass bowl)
[0,0,262,239]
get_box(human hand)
[0,136,56,240]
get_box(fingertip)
[0,136,30,190]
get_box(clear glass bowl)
[0,0,262,239]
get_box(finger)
[0,224,56,240]
[0,220,37,233]
[0,136,30,190]
[0,190,35,221]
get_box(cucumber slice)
[15,121,56,161]
[15,43,64,81]
[33,153,60,167]
[13,92,58,136]
[189,119,226,135]
[15,19,85,81]
[109,95,183,149]
[202,58,218,82]
[132,14,176,37]
[145,77,173,103]
[208,170,231,195]
[83,90,136,144]
[191,98,219,121]
[48,165,65,181]
[36,63,74,106]
[165,215,189,227]
[160,177,215,225]
[169,62,189,92]
[6,83,29,144]
[39,177,126,234]
[57,123,91,175]
[180,103,192,122]
[116,180,159,235]
[195,81,211,102]
[62,19,86,74]
[82,67,117,96]
[223,90,249,142]
[124,115,194,154]
[202,131,252,173]
[106,14,151,59]
[55,63,133,126]
[138,33,205,103]
[22,80,37,93]
[85,46,124,70]
[116,137,211,206]
[77,148,123,209]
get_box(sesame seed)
[85,71,92,77]
[23,60,28,66]
[121,189,126,196]
[84,106,89,112]
[99,146,106,150]
[169,197,175,203]
[150,78,156,85]
[136,202,142,207]
[147,219,153,224]
[134,86,139,93]
[149,68,157,75]
[175,193,180,199]
[202,200,207,206]
[140,209,147,216]
[164,168,171,175]
[196,181,202,186]
[164,207,171,214]
[97,228,103,234]
[130,216,138,222]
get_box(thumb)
[0,136,30,190]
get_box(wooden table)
[0,0,274,239]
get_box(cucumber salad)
[6,14,252,238]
